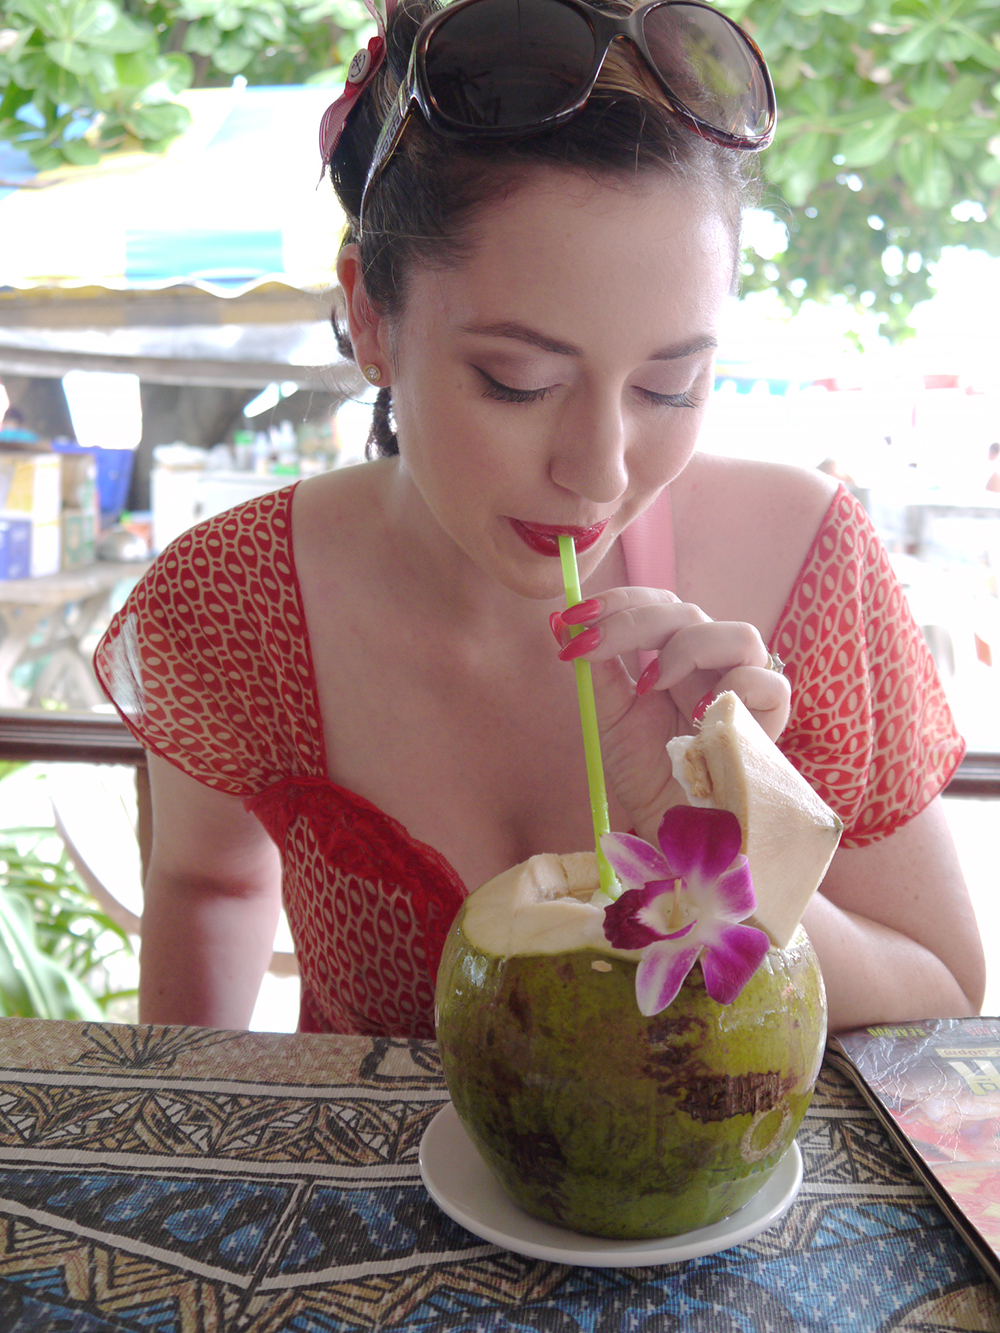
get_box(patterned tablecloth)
[0,1018,997,1332]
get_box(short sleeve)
[93,486,326,797]
[772,486,964,848]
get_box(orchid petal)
[663,921,696,940]
[600,831,674,890]
[711,858,755,921]
[700,924,771,1005]
[603,879,676,949]
[635,941,700,1016]
[657,806,743,881]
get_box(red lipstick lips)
[509,519,608,557]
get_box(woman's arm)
[139,753,284,1028]
[802,796,985,1031]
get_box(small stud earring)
[363,364,382,384]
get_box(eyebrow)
[461,321,718,362]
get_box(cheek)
[633,411,704,493]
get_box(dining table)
[0,1016,996,1332]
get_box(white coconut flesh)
[461,692,842,961]
[460,851,641,961]
[666,691,843,948]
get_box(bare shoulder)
[671,455,840,635]
[291,459,393,573]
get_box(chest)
[309,598,628,891]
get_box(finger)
[556,599,709,663]
[554,585,681,629]
[686,665,791,741]
[652,620,768,691]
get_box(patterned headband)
[319,0,395,164]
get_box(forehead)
[403,167,735,350]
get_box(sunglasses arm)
[358,65,417,233]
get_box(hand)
[549,588,790,839]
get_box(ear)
[337,244,389,374]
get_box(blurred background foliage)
[0,0,997,337]
[0,767,136,1020]
[0,0,372,165]
[719,0,1000,337]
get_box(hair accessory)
[319,0,397,165]
[766,653,785,674]
[363,364,382,383]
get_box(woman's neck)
[376,457,577,638]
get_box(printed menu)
[827,1017,1000,1288]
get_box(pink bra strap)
[619,487,676,674]
[619,485,675,592]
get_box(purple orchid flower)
[600,806,770,1016]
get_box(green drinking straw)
[557,535,619,899]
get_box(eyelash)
[475,369,702,410]
[638,388,702,410]
[476,369,552,404]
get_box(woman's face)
[380,167,735,599]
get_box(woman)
[96,0,984,1035]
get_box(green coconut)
[435,852,827,1240]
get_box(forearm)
[801,890,979,1034]
[139,871,282,1029]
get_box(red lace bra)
[94,482,963,1037]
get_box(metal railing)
[1,709,997,794]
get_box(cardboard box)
[0,453,61,525]
[0,516,31,580]
[60,453,98,516]
[61,509,96,570]
[29,520,60,577]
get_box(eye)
[636,387,703,409]
[475,368,554,405]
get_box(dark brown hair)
[328,0,761,457]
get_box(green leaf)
[112,47,161,89]
[125,98,189,138]
[0,27,34,65]
[15,49,83,103]
[181,16,219,57]
[212,6,245,31]
[243,9,285,42]
[25,142,63,168]
[61,135,100,163]
[4,0,59,32]
[210,38,256,73]
[87,13,154,55]
[0,82,33,121]
[44,39,94,75]
[160,51,193,94]
[0,891,102,1021]
[86,46,118,91]
[839,112,903,166]
[28,0,120,45]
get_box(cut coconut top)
[461,852,642,960]
[666,692,842,948]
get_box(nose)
[548,389,629,506]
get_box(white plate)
[419,1102,802,1267]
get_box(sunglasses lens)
[425,0,597,128]
[641,2,772,141]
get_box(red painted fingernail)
[549,611,568,645]
[558,625,601,661]
[636,660,660,696]
[692,690,716,724]
[561,597,603,626]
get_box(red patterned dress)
[94,482,963,1037]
